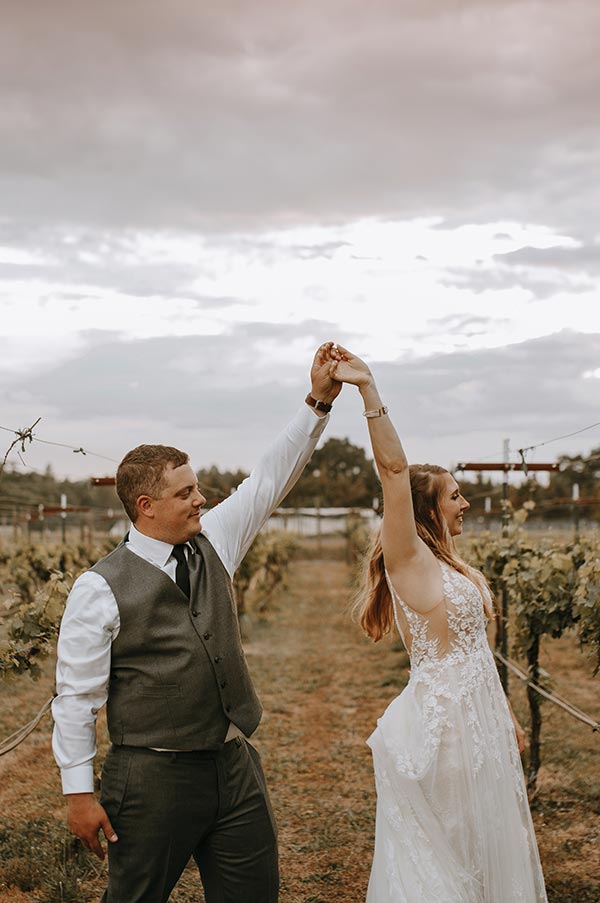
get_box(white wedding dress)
[366,561,547,902]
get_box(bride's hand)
[328,344,373,388]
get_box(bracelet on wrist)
[363,405,388,419]
[305,394,333,414]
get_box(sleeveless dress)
[366,561,547,902]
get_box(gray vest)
[91,533,262,749]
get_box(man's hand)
[67,793,118,860]
[310,342,344,408]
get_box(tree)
[196,466,249,506]
[284,437,380,508]
[540,447,600,521]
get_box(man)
[52,343,342,902]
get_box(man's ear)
[136,495,154,519]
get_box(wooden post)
[572,483,580,539]
[61,493,67,544]
[38,503,45,544]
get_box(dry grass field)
[0,537,598,901]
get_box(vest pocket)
[133,683,182,697]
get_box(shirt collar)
[127,523,195,568]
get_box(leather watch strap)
[305,394,333,413]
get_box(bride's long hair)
[354,464,493,641]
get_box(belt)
[115,737,244,760]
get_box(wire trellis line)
[518,419,600,457]
[493,651,600,733]
[0,420,119,468]
[0,696,54,756]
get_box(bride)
[329,346,547,902]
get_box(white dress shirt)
[52,403,328,794]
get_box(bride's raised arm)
[329,345,421,573]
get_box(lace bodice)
[384,560,518,781]
[386,560,490,671]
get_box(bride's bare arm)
[329,345,423,572]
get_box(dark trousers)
[99,739,278,903]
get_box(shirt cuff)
[61,762,95,795]
[295,402,330,437]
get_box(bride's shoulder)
[385,547,445,615]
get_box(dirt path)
[243,558,405,903]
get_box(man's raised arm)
[202,342,343,574]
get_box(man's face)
[142,463,206,544]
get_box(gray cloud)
[493,243,600,274]
[439,265,592,299]
[0,317,362,473]
[0,260,244,305]
[0,223,356,302]
[370,330,600,441]
[1,0,599,234]
[2,325,598,476]
[439,237,600,298]
[425,313,511,336]
[0,226,200,298]
[1,319,352,426]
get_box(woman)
[328,346,547,903]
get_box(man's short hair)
[116,444,190,522]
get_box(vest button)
[191,609,199,617]
[225,704,231,712]
[214,656,221,664]
[203,632,211,640]
[220,680,227,689]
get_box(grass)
[0,536,598,901]
[0,817,101,902]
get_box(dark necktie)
[172,544,191,599]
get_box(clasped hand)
[310,341,345,404]
[325,343,373,388]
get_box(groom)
[52,343,342,903]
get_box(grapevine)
[462,528,600,794]
[1,533,297,680]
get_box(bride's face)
[438,473,470,536]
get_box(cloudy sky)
[1,0,599,482]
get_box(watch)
[305,394,333,414]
